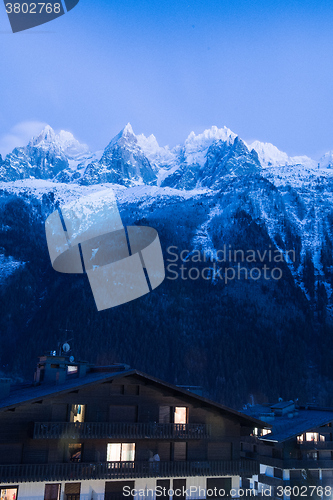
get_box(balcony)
[258,474,284,487]
[260,456,333,470]
[33,422,211,440]
[299,440,333,450]
[0,459,258,483]
[284,459,333,469]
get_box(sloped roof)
[0,368,132,409]
[0,367,265,428]
[270,401,294,410]
[259,410,333,443]
[243,404,333,443]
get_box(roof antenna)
[58,327,74,356]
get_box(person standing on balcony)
[153,452,160,473]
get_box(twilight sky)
[0,0,333,159]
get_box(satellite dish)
[62,342,70,353]
[69,356,75,363]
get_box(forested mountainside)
[1,123,333,408]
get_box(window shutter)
[159,406,171,423]
[44,484,61,500]
[173,480,186,500]
[173,442,186,461]
[157,480,170,499]
[65,484,80,495]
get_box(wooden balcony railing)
[0,459,258,483]
[33,422,211,440]
[259,455,333,469]
[299,440,333,450]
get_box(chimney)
[34,354,90,385]
[35,355,68,384]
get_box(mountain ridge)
[0,123,332,188]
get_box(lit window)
[107,443,135,462]
[297,434,304,443]
[68,443,82,462]
[0,488,18,500]
[67,366,78,374]
[107,443,121,462]
[174,407,187,424]
[306,432,319,442]
[70,404,86,423]
[262,429,271,436]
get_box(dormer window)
[67,366,78,375]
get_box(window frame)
[107,443,136,462]
[0,486,19,500]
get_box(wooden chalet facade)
[0,354,262,500]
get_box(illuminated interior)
[297,432,325,443]
[70,404,85,423]
[67,365,78,374]
[68,443,82,462]
[174,407,187,424]
[0,489,18,500]
[107,443,135,462]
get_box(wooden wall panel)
[187,441,207,460]
[51,404,67,422]
[207,442,231,460]
[157,442,171,461]
[109,406,137,423]
[22,441,48,464]
[0,443,22,464]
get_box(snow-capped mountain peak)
[79,123,157,187]
[55,130,90,159]
[248,140,289,168]
[122,122,134,136]
[181,125,237,170]
[249,139,317,169]
[105,122,138,151]
[319,150,333,169]
[185,125,236,152]
[3,122,333,189]
[28,126,89,159]
[136,132,160,152]
[136,132,175,169]
[29,125,57,147]
[0,126,92,183]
